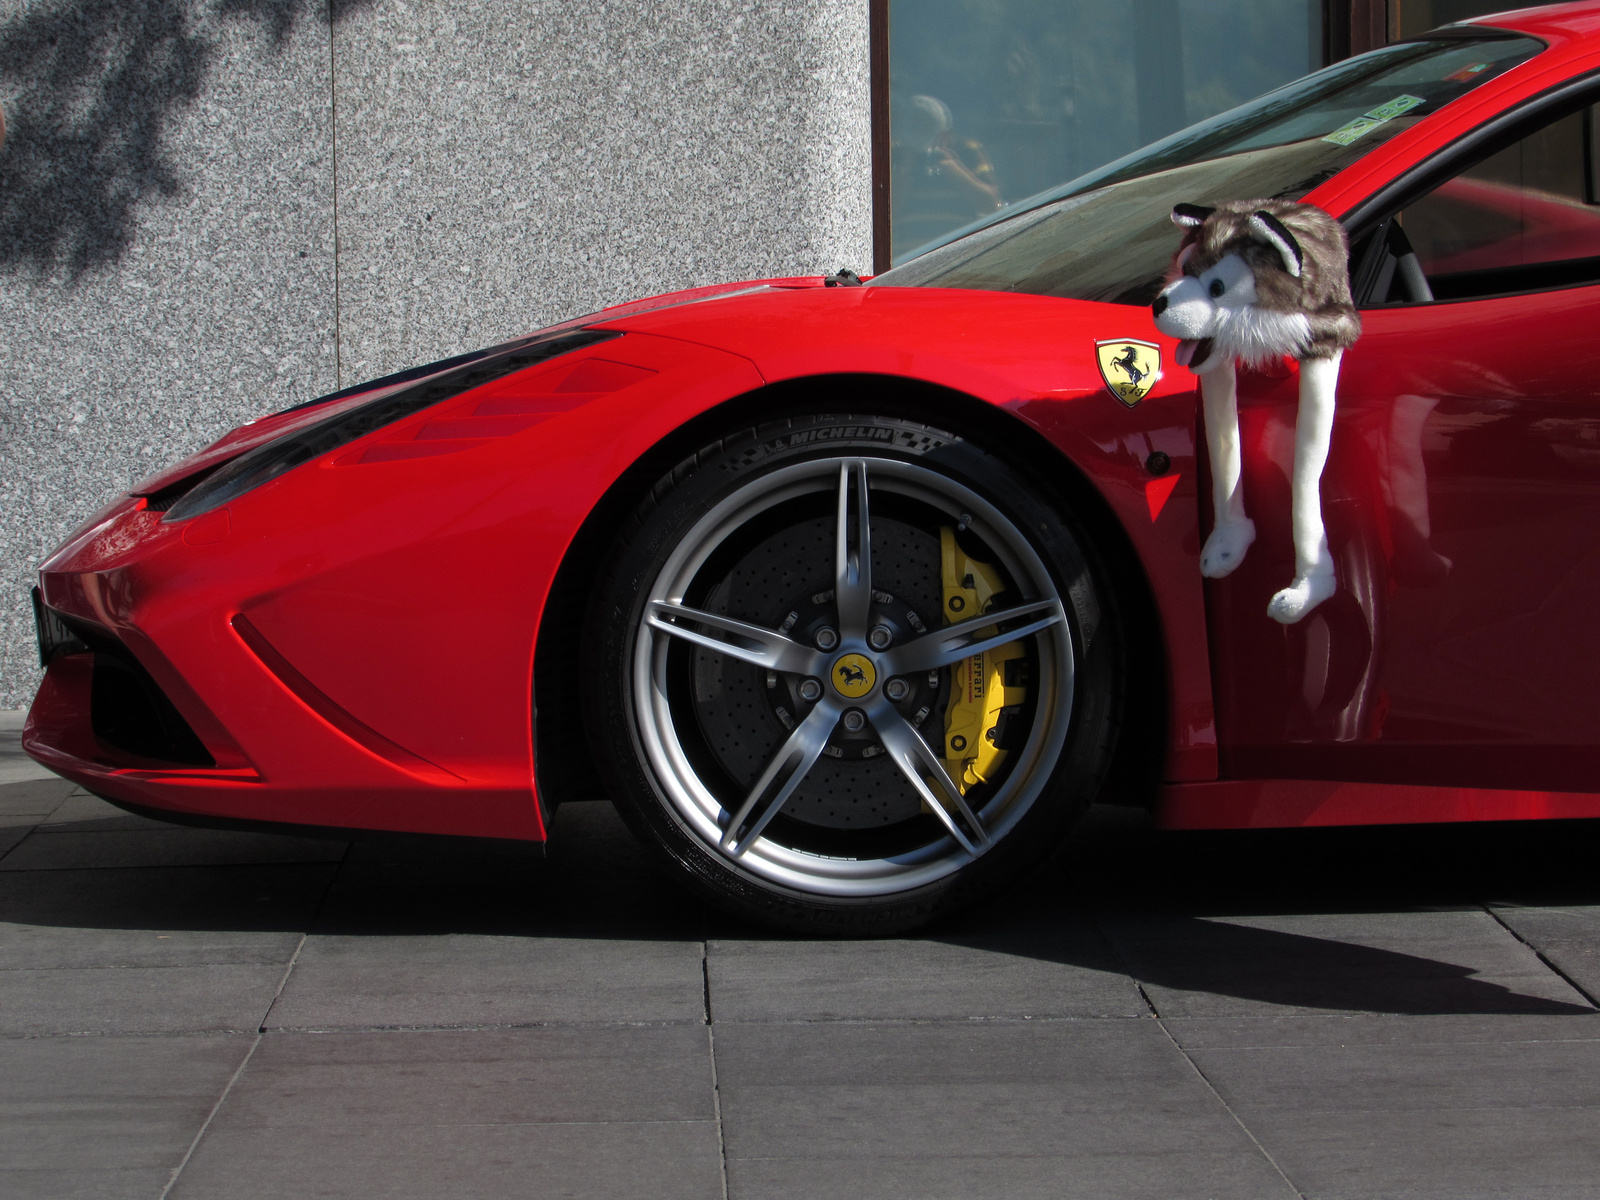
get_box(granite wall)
[0,0,872,707]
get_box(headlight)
[164,328,619,522]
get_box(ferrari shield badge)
[1095,339,1161,408]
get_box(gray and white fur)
[1152,199,1360,624]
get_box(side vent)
[348,357,657,465]
[232,614,460,781]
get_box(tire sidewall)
[583,413,1120,933]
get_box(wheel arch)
[532,373,1167,816]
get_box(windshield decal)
[1323,94,1425,146]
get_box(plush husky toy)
[1152,199,1360,624]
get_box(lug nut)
[868,625,893,650]
[798,678,822,702]
[815,626,839,651]
[842,709,866,733]
[884,678,910,702]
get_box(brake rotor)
[690,514,943,830]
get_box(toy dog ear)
[1250,210,1304,278]
[1172,203,1214,228]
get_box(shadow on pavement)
[5,794,1600,1016]
[1054,804,1600,913]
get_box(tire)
[582,412,1122,934]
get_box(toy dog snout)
[1151,276,1216,340]
[1152,275,1225,371]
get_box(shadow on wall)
[0,0,369,281]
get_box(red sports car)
[26,4,1600,932]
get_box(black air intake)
[90,647,215,767]
[36,599,215,767]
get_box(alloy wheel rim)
[631,455,1075,897]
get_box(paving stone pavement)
[4,714,1600,1198]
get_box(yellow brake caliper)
[935,526,1027,800]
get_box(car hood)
[128,276,831,499]
[588,281,1185,406]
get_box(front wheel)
[583,413,1122,933]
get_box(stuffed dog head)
[1151,199,1359,374]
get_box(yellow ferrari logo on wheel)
[1096,339,1161,407]
[831,653,876,698]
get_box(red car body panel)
[26,3,1600,838]
[601,288,1219,783]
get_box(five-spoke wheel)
[585,414,1120,933]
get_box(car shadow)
[966,805,1600,1016]
[4,795,1600,1016]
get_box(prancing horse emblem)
[1095,339,1161,407]
[831,652,876,698]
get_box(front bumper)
[24,495,544,841]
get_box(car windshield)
[870,32,1542,306]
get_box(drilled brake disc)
[691,514,943,829]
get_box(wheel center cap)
[831,653,876,698]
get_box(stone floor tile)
[1179,1015,1600,1199]
[1100,909,1591,1017]
[706,847,1142,1023]
[0,963,293,1035]
[0,1033,250,1197]
[1167,1011,1600,1049]
[708,929,1142,1022]
[727,1148,1294,1200]
[0,924,304,972]
[713,1019,1287,1195]
[264,932,707,1029]
[0,745,61,786]
[0,1166,175,1200]
[213,1025,713,1127]
[171,1119,724,1200]
[1186,1027,1600,1114]
[0,821,33,860]
[1241,1107,1600,1200]
[36,794,153,825]
[0,777,76,817]
[0,863,336,968]
[1489,903,1600,1005]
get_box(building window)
[1387,0,1550,40]
[881,0,1327,266]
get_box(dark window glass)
[889,0,1324,263]
[1366,99,1600,303]
[872,35,1541,306]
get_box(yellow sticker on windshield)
[1322,94,1424,146]
[1324,117,1382,146]
[1367,94,1424,121]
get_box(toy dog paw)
[1267,570,1337,624]
[1200,518,1256,578]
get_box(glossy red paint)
[25,1,1600,840]
[603,287,1217,781]
[1209,281,1600,800]
[1159,778,1600,829]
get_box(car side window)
[1361,102,1600,305]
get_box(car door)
[1208,96,1600,791]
